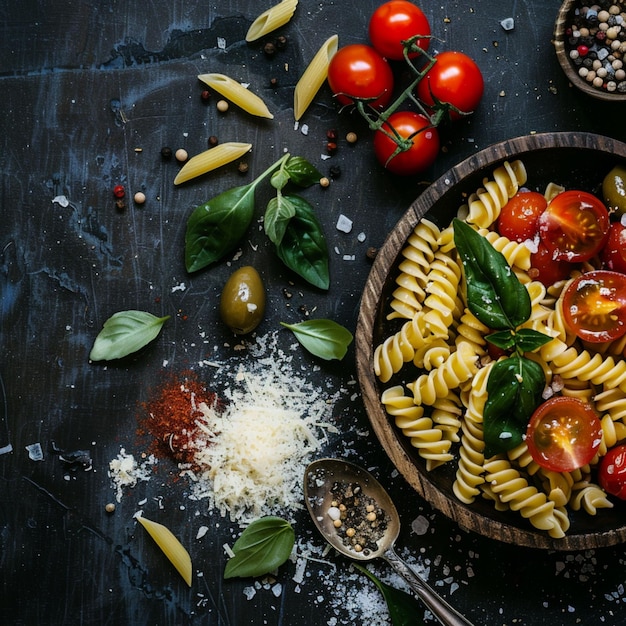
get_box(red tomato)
[373,111,439,176]
[528,241,573,287]
[526,397,602,473]
[562,270,626,342]
[538,190,610,262]
[368,0,431,61]
[327,44,394,109]
[415,51,484,120]
[496,191,547,242]
[601,222,626,274]
[598,445,626,500]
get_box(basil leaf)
[483,355,546,456]
[275,195,330,289]
[280,319,353,360]
[185,183,256,272]
[223,516,294,579]
[89,310,170,361]
[264,194,296,245]
[453,218,531,330]
[354,564,425,626]
[515,328,553,352]
[270,169,290,191]
[487,330,516,351]
[284,156,323,187]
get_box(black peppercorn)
[329,165,341,179]
[263,42,276,56]
[160,146,173,160]
[200,89,211,102]
[275,35,287,50]
[208,135,219,147]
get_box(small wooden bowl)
[554,0,626,101]
[356,132,626,551]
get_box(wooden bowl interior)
[554,0,626,102]
[356,132,626,551]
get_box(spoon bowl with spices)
[304,458,475,626]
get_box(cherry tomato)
[373,111,439,176]
[601,222,626,274]
[528,241,573,287]
[368,0,431,61]
[598,444,626,500]
[496,191,547,242]
[538,190,610,262]
[327,44,394,109]
[415,51,484,120]
[562,269,626,342]
[526,397,602,473]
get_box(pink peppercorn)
[577,45,589,57]
[113,185,125,198]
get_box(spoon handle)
[383,547,475,626]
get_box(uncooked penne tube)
[174,142,252,185]
[293,35,339,121]
[198,73,273,119]
[246,0,298,42]
[136,515,193,586]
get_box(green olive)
[219,266,266,335]
[602,165,626,215]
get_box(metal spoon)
[304,458,475,626]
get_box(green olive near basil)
[602,165,626,215]
[220,266,266,334]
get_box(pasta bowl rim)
[553,0,626,102]
[355,131,626,551]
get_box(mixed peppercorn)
[564,1,626,93]
[327,481,388,555]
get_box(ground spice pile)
[137,371,219,468]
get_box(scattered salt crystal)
[243,586,256,600]
[411,515,430,536]
[321,154,331,160]
[171,282,186,292]
[294,121,299,131]
[342,255,355,261]
[271,583,282,597]
[327,506,341,521]
[300,124,309,136]
[336,214,353,233]
[500,18,515,31]
[223,543,236,558]
[196,525,209,539]
[334,246,341,255]
[25,443,44,461]
[52,195,69,207]
[217,37,226,50]
[357,232,366,242]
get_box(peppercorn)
[200,89,211,102]
[275,35,288,50]
[329,165,341,179]
[263,42,276,56]
[237,161,249,174]
[115,198,126,212]
[113,184,125,198]
[326,128,338,141]
[326,142,337,155]
[269,77,278,88]
[208,135,219,147]
[366,247,378,260]
[134,191,146,205]
[175,148,188,162]
[105,503,116,513]
[319,177,330,188]
[346,131,358,144]
[160,146,173,160]
[216,99,229,113]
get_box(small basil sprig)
[354,564,424,626]
[453,219,551,456]
[185,153,329,290]
[224,516,295,579]
[280,319,353,360]
[89,310,170,361]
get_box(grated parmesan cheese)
[108,448,157,502]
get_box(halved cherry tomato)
[601,222,626,274]
[415,51,484,120]
[526,397,602,473]
[327,44,394,109]
[528,241,573,287]
[538,190,610,262]
[496,190,547,242]
[368,0,431,60]
[598,444,626,500]
[373,111,439,175]
[562,269,626,342]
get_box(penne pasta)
[174,142,252,185]
[198,73,274,119]
[136,515,193,586]
[293,35,339,121]
[246,0,298,43]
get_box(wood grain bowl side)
[554,0,626,102]
[356,132,626,551]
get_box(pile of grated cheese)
[108,448,157,502]
[180,332,339,525]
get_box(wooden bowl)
[554,0,626,102]
[356,132,626,551]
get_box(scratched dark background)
[2,1,626,624]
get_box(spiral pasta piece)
[595,387,626,422]
[477,228,532,271]
[373,331,415,384]
[550,348,626,392]
[570,481,613,515]
[408,342,479,406]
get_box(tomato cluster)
[326,1,484,176]
[494,170,626,494]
